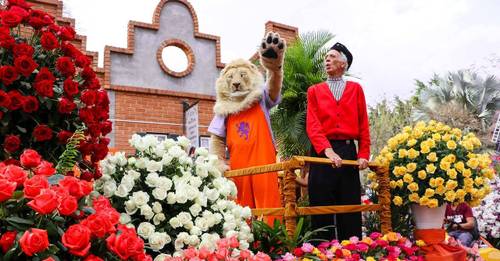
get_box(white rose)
[174,238,184,250]
[152,202,163,214]
[195,194,208,207]
[161,154,173,165]
[149,232,169,251]
[195,147,208,157]
[115,184,130,198]
[186,235,200,246]
[154,145,165,157]
[241,207,252,219]
[119,213,131,224]
[101,163,116,176]
[189,203,202,217]
[132,191,150,206]
[179,155,192,166]
[185,186,200,201]
[195,217,209,231]
[168,145,185,158]
[163,138,176,149]
[128,157,137,165]
[144,135,158,148]
[152,187,168,200]
[166,192,177,204]
[189,176,202,188]
[183,220,194,230]
[121,175,135,190]
[239,240,249,250]
[102,180,117,197]
[127,169,141,180]
[145,172,160,187]
[154,254,170,261]
[177,136,191,149]
[137,222,155,239]
[190,226,202,236]
[153,213,166,225]
[175,191,188,204]
[157,177,173,191]
[116,152,128,166]
[135,157,147,169]
[124,200,138,215]
[146,160,163,173]
[205,188,220,202]
[169,217,182,228]
[195,164,209,178]
[177,212,192,225]
[141,205,155,220]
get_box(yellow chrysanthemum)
[426,164,437,174]
[393,196,403,206]
[407,182,419,192]
[406,163,417,173]
[417,170,427,180]
[426,152,438,162]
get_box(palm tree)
[413,70,500,143]
[271,31,334,158]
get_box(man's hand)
[358,158,369,170]
[325,148,342,168]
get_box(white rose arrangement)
[97,134,254,257]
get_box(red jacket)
[306,81,370,159]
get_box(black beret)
[330,42,353,70]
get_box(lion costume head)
[213,59,264,116]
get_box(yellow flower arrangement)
[369,121,494,208]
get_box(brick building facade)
[28,0,298,153]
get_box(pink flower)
[228,236,239,248]
[356,243,369,252]
[215,247,228,259]
[301,242,314,253]
[281,253,296,261]
[369,232,382,240]
[216,238,229,249]
[252,252,271,261]
[198,247,210,259]
[240,249,251,259]
[349,236,359,244]
[184,247,198,259]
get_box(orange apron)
[226,103,281,224]
[414,229,467,261]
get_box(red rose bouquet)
[0,0,111,180]
[0,148,150,260]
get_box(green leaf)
[15,125,27,133]
[5,216,35,225]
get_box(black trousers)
[308,140,362,242]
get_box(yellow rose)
[464,178,474,188]
[386,232,398,241]
[419,196,430,206]
[442,134,452,142]
[451,128,462,137]
[393,196,403,206]
[428,198,439,208]
[454,161,465,173]
[412,129,423,139]
[440,160,451,171]
[447,169,457,179]
[396,179,404,188]
[445,180,458,190]
[426,164,437,174]
[456,189,466,199]
[429,178,437,188]
[426,152,438,162]
[341,249,351,257]
[390,180,397,189]
[435,177,445,186]
[463,168,472,178]
[407,182,419,192]
[445,191,456,202]
[467,158,479,169]
[341,240,350,246]
[445,154,456,163]
[415,121,426,129]
[432,133,442,141]
[362,237,373,245]
[427,138,436,148]
[403,174,414,184]
[409,193,420,202]
[474,177,483,186]
[481,168,494,179]
[417,170,427,180]
[408,148,420,159]
[424,188,435,197]
[461,140,474,151]
[403,126,412,133]
[406,163,417,173]
[436,185,446,195]
[407,139,417,147]
[367,257,376,261]
[388,137,398,150]
[398,149,408,158]
[370,182,379,190]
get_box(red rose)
[84,77,101,90]
[58,195,77,216]
[97,90,109,106]
[0,231,17,253]
[7,90,24,110]
[78,140,93,156]
[81,66,96,80]
[7,0,32,9]
[0,90,11,108]
[28,10,53,29]
[40,31,58,50]
[92,143,108,161]
[27,189,59,214]
[19,228,49,256]
[3,165,27,187]
[80,90,97,106]
[35,67,56,82]
[20,149,42,168]
[1,10,23,27]
[14,55,38,77]
[59,176,85,199]
[0,27,15,48]
[22,96,39,113]
[106,226,144,260]
[33,125,53,142]
[59,26,76,41]
[58,97,76,114]
[57,130,73,144]
[87,123,101,137]
[293,247,304,257]
[34,160,56,176]
[23,175,49,199]
[100,121,113,135]
[63,78,79,97]
[56,57,75,77]
[3,135,21,153]
[62,224,91,256]
[75,55,91,68]
[0,65,18,86]
[13,43,34,57]
[80,171,93,182]
[0,179,17,202]
[84,255,104,261]
[2,159,20,166]
[61,42,81,58]
[33,80,54,97]
[78,108,95,124]
[82,213,115,238]
[92,195,112,211]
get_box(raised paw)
[259,31,286,71]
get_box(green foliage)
[55,126,86,175]
[271,31,334,158]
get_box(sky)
[62,0,500,106]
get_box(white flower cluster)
[473,174,500,239]
[97,134,253,257]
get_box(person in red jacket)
[306,42,370,241]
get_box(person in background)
[444,202,476,247]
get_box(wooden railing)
[224,156,392,236]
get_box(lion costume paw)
[259,32,286,72]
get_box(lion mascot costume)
[208,32,286,222]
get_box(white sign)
[185,104,199,147]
